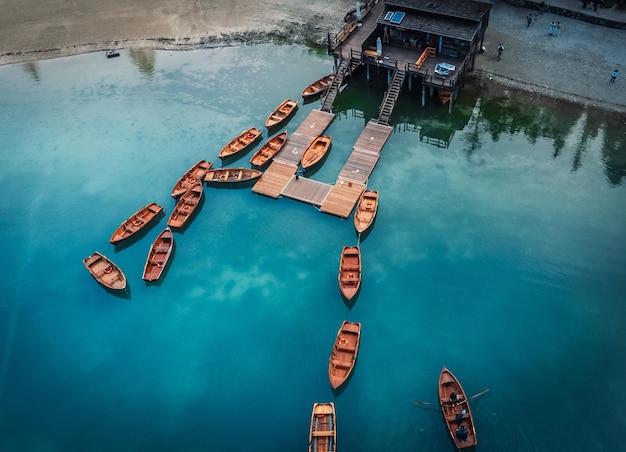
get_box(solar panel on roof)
[384,11,394,21]
[390,11,405,24]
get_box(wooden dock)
[253,109,393,218]
[320,121,392,217]
[253,109,334,197]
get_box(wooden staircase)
[377,69,406,125]
[320,59,351,113]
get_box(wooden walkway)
[320,121,392,217]
[252,106,393,218]
[252,109,335,197]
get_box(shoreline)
[1,0,625,114]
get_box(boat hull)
[308,402,336,452]
[302,74,334,99]
[109,202,163,245]
[329,320,361,389]
[142,228,174,282]
[250,131,288,167]
[172,160,212,197]
[204,168,262,184]
[83,251,127,291]
[167,183,203,228]
[338,245,361,300]
[301,135,332,171]
[354,190,379,234]
[219,128,262,160]
[265,99,298,129]
[439,367,477,449]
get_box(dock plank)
[281,177,332,206]
[339,150,380,183]
[253,114,392,217]
[294,110,335,138]
[275,132,315,166]
[252,161,298,198]
[354,122,394,154]
[320,180,367,218]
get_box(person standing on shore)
[610,69,619,83]
[497,43,504,61]
[527,13,533,27]
[549,21,556,35]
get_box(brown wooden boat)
[308,402,337,452]
[354,190,379,234]
[249,131,288,167]
[171,160,212,197]
[338,245,361,300]
[265,99,298,129]
[83,251,127,291]
[329,320,361,390]
[301,135,332,170]
[167,182,203,228]
[439,367,477,449]
[204,167,262,184]
[438,89,451,105]
[302,74,334,99]
[109,202,163,245]
[142,228,174,282]
[218,127,263,160]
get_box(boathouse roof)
[384,0,492,22]
[378,0,492,42]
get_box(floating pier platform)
[253,109,392,218]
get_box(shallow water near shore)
[0,44,625,451]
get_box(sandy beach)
[1,0,625,112]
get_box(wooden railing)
[415,47,437,71]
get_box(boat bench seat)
[337,345,357,352]
[342,265,360,271]
[340,278,358,284]
[312,430,334,437]
[331,360,352,368]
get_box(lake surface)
[0,44,624,451]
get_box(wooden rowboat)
[142,228,174,282]
[302,74,334,99]
[250,131,288,167]
[265,99,298,129]
[109,202,163,245]
[204,168,262,184]
[329,320,361,390]
[218,127,263,160]
[171,160,212,197]
[338,245,361,300]
[83,251,127,291]
[354,190,379,234]
[438,89,452,105]
[301,135,332,170]
[439,367,477,449]
[167,183,203,228]
[308,402,337,452]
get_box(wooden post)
[421,85,426,107]
[367,64,370,82]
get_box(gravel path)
[473,0,626,112]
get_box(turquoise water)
[0,44,625,451]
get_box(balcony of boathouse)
[328,0,493,112]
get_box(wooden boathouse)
[327,0,492,114]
